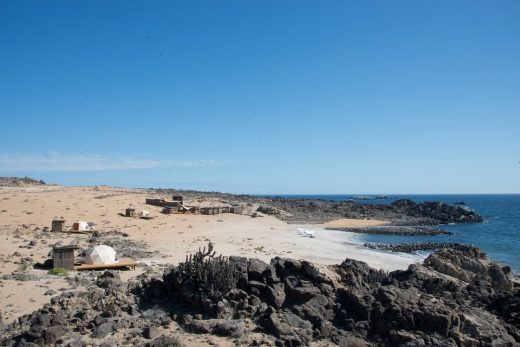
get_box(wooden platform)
[66,230,91,235]
[74,258,137,271]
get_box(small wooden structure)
[180,205,198,214]
[74,258,137,271]
[72,221,91,233]
[162,206,179,214]
[231,206,244,214]
[146,198,167,206]
[172,195,183,203]
[53,245,79,270]
[125,208,136,217]
[201,207,220,215]
[146,198,181,208]
[51,219,65,232]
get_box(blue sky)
[1,1,519,194]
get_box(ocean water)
[263,194,520,273]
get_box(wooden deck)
[74,258,137,271]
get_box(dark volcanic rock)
[262,311,313,346]
[424,245,513,291]
[96,270,122,287]
[248,258,271,282]
[364,242,466,253]
[266,283,286,308]
[93,322,115,338]
[212,319,245,337]
[1,244,518,347]
[44,326,64,345]
[328,225,452,236]
[395,200,483,224]
[255,196,483,225]
[148,335,182,347]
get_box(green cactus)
[176,242,239,300]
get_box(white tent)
[85,245,117,265]
[139,210,150,217]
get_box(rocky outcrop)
[364,242,466,253]
[153,245,518,346]
[256,198,483,225]
[1,246,518,347]
[424,245,514,291]
[328,225,451,236]
[0,177,46,187]
[391,200,483,224]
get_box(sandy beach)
[0,185,422,325]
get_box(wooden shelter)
[125,208,136,217]
[146,198,167,206]
[180,205,198,213]
[231,206,244,214]
[162,206,179,214]
[172,195,184,203]
[53,245,79,270]
[146,198,181,208]
[201,207,220,215]
[51,219,65,232]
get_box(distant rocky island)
[349,195,393,200]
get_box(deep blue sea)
[261,194,520,273]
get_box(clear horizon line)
[41,183,520,196]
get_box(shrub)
[18,259,30,272]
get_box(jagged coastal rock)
[257,198,483,224]
[328,225,452,236]
[364,242,466,253]
[2,244,518,346]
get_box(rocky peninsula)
[152,189,484,236]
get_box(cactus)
[174,242,239,303]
